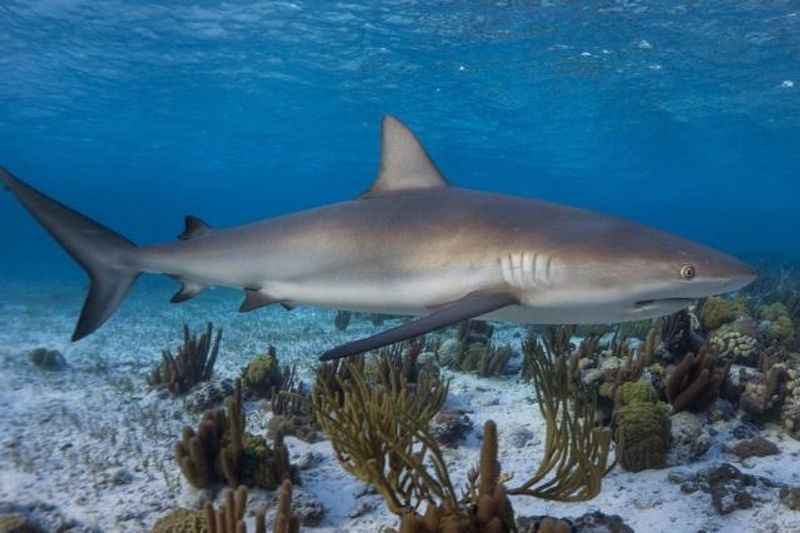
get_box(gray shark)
[1,116,756,361]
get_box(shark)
[1,116,756,361]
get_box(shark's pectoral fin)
[360,115,448,198]
[319,290,519,361]
[239,289,292,313]
[170,280,207,303]
[178,216,213,240]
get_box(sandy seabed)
[1,278,799,533]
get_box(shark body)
[1,116,756,360]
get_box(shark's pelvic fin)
[170,280,206,303]
[239,289,285,313]
[178,215,213,240]
[319,290,518,361]
[361,115,448,198]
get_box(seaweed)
[148,323,222,396]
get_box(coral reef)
[185,380,235,414]
[151,484,290,533]
[782,366,800,438]
[267,364,320,443]
[242,346,291,400]
[665,346,730,413]
[613,381,671,472]
[758,303,796,348]
[700,296,742,331]
[508,333,613,501]
[148,323,222,396]
[312,357,448,516]
[660,310,705,359]
[272,480,301,533]
[455,343,514,377]
[709,320,759,363]
[314,334,611,532]
[175,380,296,490]
[738,353,788,419]
[438,320,514,377]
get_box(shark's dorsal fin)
[178,216,213,240]
[362,115,447,198]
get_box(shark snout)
[702,251,757,294]
[720,258,757,292]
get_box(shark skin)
[0,116,757,361]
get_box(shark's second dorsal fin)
[178,216,213,240]
[362,115,448,198]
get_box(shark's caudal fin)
[1,167,140,341]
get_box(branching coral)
[665,346,730,413]
[373,338,430,385]
[660,310,704,358]
[312,358,448,516]
[313,327,613,531]
[176,380,296,490]
[149,323,222,396]
[266,364,320,443]
[522,326,577,386]
[509,333,613,501]
[151,484,300,533]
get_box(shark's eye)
[680,264,696,280]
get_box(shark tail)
[1,167,141,341]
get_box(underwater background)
[2,2,800,533]
[1,0,799,284]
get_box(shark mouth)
[635,297,696,308]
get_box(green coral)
[151,508,208,533]
[760,303,790,322]
[616,380,658,405]
[152,485,276,533]
[614,382,671,472]
[0,513,40,533]
[759,303,795,347]
[702,296,740,331]
[242,347,285,398]
[240,432,297,490]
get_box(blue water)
[1,0,799,283]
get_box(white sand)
[1,278,799,532]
